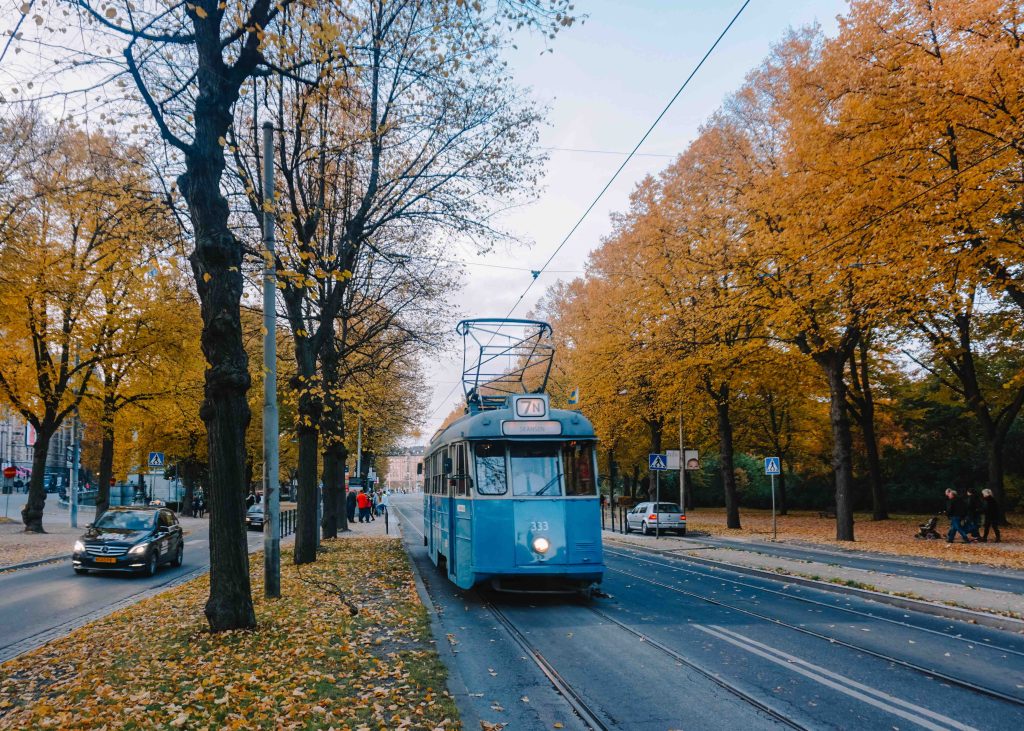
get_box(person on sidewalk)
[346,489,357,524]
[379,489,390,518]
[981,489,1002,543]
[369,490,377,521]
[944,488,974,544]
[964,486,982,540]
[357,488,372,523]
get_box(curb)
[606,537,1024,633]
[0,555,67,572]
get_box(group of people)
[347,486,390,524]
[190,493,207,518]
[943,487,1001,544]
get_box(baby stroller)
[914,516,942,540]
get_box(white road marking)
[696,624,977,731]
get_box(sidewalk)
[0,503,99,570]
[604,529,1024,623]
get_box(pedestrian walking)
[379,489,390,518]
[357,488,372,523]
[965,486,982,539]
[370,491,377,521]
[944,488,974,544]
[981,489,1002,543]
[346,489,357,523]
[246,490,257,509]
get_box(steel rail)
[486,601,611,731]
[604,546,1024,659]
[605,561,1024,709]
[582,604,810,730]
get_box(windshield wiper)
[535,473,561,497]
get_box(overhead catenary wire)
[499,0,753,321]
[426,0,753,421]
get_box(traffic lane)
[0,523,264,660]
[605,545,1024,657]
[391,503,590,731]
[493,595,792,730]
[677,533,1024,595]
[606,549,1024,705]
[601,552,1024,730]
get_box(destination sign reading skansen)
[501,420,563,436]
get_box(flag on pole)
[568,387,579,405]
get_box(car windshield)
[247,505,263,514]
[510,442,562,497]
[94,511,156,531]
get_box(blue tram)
[422,392,605,592]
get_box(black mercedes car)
[72,506,184,576]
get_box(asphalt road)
[680,532,1024,595]
[0,521,266,663]
[393,495,1024,730]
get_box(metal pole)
[771,473,777,542]
[261,121,281,599]
[654,470,660,539]
[69,411,79,528]
[356,415,362,479]
[678,409,685,516]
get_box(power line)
[427,0,752,420]
[542,146,675,159]
[501,0,753,321]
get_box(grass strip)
[0,536,460,730]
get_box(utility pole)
[678,409,686,513]
[70,355,81,528]
[261,121,281,599]
[356,414,362,480]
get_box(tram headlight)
[532,536,550,554]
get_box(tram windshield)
[510,442,562,496]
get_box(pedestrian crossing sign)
[568,387,579,405]
[148,452,165,468]
[649,453,668,471]
[764,457,780,475]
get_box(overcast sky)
[414,0,849,441]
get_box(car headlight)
[532,536,550,554]
[73,540,85,553]
[128,543,150,556]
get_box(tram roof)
[430,405,596,449]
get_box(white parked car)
[625,502,687,536]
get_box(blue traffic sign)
[148,451,165,468]
[649,453,668,471]
[764,457,781,475]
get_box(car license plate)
[94,556,117,564]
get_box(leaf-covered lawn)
[685,509,1024,570]
[0,537,460,730]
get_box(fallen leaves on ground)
[0,537,461,730]
[0,520,81,568]
[685,509,1024,570]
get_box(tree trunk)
[715,388,741,530]
[862,414,887,520]
[293,426,319,564]
[819,353,856,541]
[22,428,52,533]
[181,468,196,518]
[776,469,788,516]
[336,446,349,533]
[180,138,256,631]
[95,422,115,519]
[320,442,340,539]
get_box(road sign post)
[649,453,667,539]
[765,457,781,541]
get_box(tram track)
[605,559,1024,709]
[604,546,1024,658]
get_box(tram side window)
[563,442,597,496]
[475,442,507,495]
[453,443,470,497]
[510,442,562,497]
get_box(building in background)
[0,408,75,491]
[384,446,425,493]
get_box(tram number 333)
[530,521,550,531]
